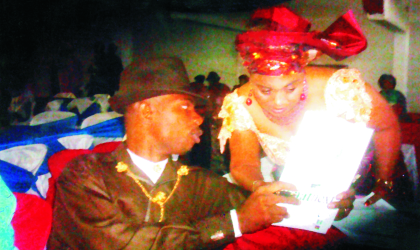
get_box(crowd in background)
[184,72,249,175]
[0,41,123,130]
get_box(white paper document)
[273,111,374,234]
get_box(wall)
[124,1,395,90]
[125,11,248,87]
[407,22,420,112]
[287,1,395,89]
[113,1,419,111]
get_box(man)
[205,72,232,176]
[185,74,212,170]
[48,57,300,249]
[206,71,231,117]
[105,43,124,96]
[232,74,249,91]
[188,74,208,96]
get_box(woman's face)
[250,72,306,120]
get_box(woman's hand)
[328,188,356,221]
[364,179,391,206]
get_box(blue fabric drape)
[0,114,124,197]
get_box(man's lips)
[191,129,203,143]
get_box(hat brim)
[109,88,206,114]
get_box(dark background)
[0,0,291,68]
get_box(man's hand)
[236,181,300,234]
[328,188,356,221]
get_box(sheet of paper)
[273,111,374,234]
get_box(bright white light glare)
[281,111,374,194]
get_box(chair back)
[0,144,48,196]
[30,111,77,128]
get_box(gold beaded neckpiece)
[116,162,189,222]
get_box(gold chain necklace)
[116,162,189,222]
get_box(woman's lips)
[271,108,286,114]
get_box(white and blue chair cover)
[80,112,125,145]
[0,175,17,250]
[45,99,65,112]
[93,94,111,113]
[0,110,123,199]
[57,134,94,150]
[0,131,95,199]
[67,97,94,115]
[80,112,125,146]
[0,158,35,193]
[80,111,122,129]
[0,144,49,198]
[43,92,77,113]
[67,98,101,126]
[0,123,84,179]
[30,111,77,128]
[45,99,74,112]
[54,92,76,99]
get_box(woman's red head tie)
[236,5,368,76]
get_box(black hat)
[194,75,205,83]
[109,57,204,114]
[206,71,221,82]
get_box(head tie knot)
[236,5,367,76]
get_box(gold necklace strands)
[116,162,189,222]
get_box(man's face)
[150,94,203,155]
[382,80,394,91]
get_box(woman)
[378,74,410,122]
[219,5,411,215]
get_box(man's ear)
[135,101,152,119]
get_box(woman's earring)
[300,78,308,101]
[246,89,253,106]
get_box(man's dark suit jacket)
[48,143,249,249]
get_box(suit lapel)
[155,158,179,185]
[112,142,154,185]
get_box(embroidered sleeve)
[324,69,372,124]
[217,91,256,153]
